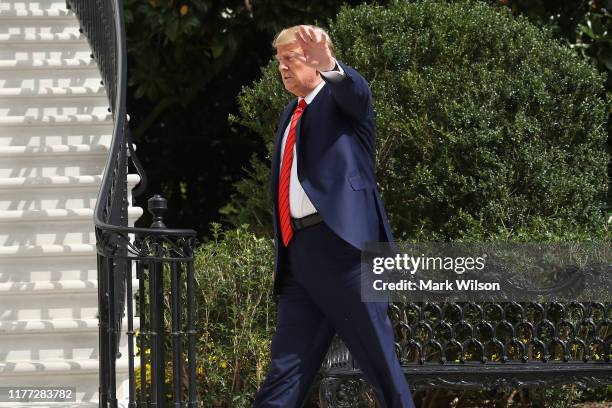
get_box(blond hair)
[272,25,335,56]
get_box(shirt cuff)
[320,59,345,83]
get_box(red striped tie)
[278,98,307,247]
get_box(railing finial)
[148,194,167,228]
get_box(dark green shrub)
[192,224,275,407]
[224,0,610,242]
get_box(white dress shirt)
[279,61,346,218]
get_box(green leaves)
[191,226,275,406]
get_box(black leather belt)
[290,212,323,231]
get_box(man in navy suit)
[253,25,415,408]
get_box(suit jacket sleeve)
[319,60,372,122]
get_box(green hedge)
[191,225,276,407]
[223,0,610,242]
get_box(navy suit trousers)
[253,221,415,408]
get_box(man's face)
[275,42,320,97]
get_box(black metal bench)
[319,301,611,406]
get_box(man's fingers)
[297,27,315,46]
[306,26,325,45]
[294,30,305,45]
[321,31,329,43]
[317,31,327,44]
[293,25,328,68]
[308,27,319,43]
[300,25,313,42]
[294,30,311,51]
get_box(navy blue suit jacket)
[271,61,395,298]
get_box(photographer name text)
[372,279,500,291]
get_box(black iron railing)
[65,1,199,407]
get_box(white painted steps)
[0,280,99,294]
[0,254,97,282]
[0,113,113,126]
[0,36,92,61]
[0,243,98,258]
[0,57,97,69]
[0,143,109,176]
[0,175,116,204]
[0,124,113,147]
[0,1,142,405]
[0,59,101,89]
[0,32,86,41]
[0,1,71,12]
[0,357,131,405]
[0,145,108,177]
[0,174,141,211]
[0,207,143,246]
[0,85,105,97]
[0,316,138,361]
[0,13,79,35]
[0,9,75,18]
[0,142,108,154]
[0,95,111,118]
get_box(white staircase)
[0,1,143,406]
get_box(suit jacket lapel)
[271,87,326,205]
[273,85,327,174]
[294,86,327,180]
[271,99,298,208]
